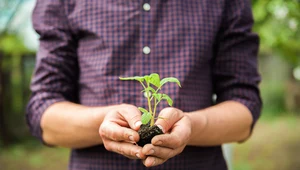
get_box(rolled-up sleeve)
[213,0,262,128]
[26,0,78,142]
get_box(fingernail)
[129,135,134,141]
[152,159,156,166]
[136,153,140,158]
[148,149,154,155]
[155,140,162,145]
[156,124,164,133]
[135,121,142,128]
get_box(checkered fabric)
[26,0,261,169]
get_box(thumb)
[155,107,184,133]
[118,104,142,130]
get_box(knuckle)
[161,107,174,114]
[129,148,136,156]
[129,114,140,123]
[116,144,121,152]
[119,104,138,117]
[116,145,125,155]
[111,133,119,141]
[100,125,120,141]
[99,126,107,137]
[121,104,136,110]
[161,107,182,119]
[123,131,130,140]
[171,108,181,118]
[103,142,112,151]
[120,103,129,107]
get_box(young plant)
[119,73,181,127]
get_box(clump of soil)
[137,124,163,146]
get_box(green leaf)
[138,107,152,125]
[119,76,144,82]
[152,93,162,101]
[141,112,152,125]
[160,77,181,87]
[138,107,149,114]
[142,86,156,93]
[149,73,161,87]
[144,75,150,83]
[162,94,173,106]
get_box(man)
[26,0,261,169]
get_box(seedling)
[119,73,181,127]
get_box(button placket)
[142,2,151,56]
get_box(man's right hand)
[99,104,146,159]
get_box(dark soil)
[137,124,163,146]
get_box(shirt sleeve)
[213,0,262,129]
[26,0,78,143]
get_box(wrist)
[186,111,208,145]
[90,105,118,129]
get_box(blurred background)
[0,0,299,169]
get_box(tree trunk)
[0,52,11,146]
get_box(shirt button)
[143,46,151,54]
[143,3,151,11]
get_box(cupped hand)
[99,104,146,159]
[141,107,192,167]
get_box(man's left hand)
[141,107,192,167]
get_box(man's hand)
[99,104,146,159]
[141,107,192,167]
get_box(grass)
[232,114,300,170]
[1,114,300,170]
[0,142,69,170]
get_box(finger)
[152,118,191,148]
[142,144,177,159]
[152,134,183,149]
[102,138,146,159]
[142,156,166,167]
[118,104,143,130]
[155,107,184,133]
[99,121,140,142]
[141,142,185,167]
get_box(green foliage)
[0,33,35,144]
[252,0,300,66]
[120,73,181,126]
[0,34,33,112]
[0,34,29,55]
[260,80,286,116]
[0,142,69,170]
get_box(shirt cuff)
[26,94,67,145]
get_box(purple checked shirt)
[26,0,261,169]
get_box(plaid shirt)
[27,0,261,169]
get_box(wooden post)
[0,51,11,146]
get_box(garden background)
[0,0,300,170]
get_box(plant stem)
[139,81,147,90]
[150,85,162,101]
[139,81,152,112]
[151,98,159,126]
[145,82,153,126]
